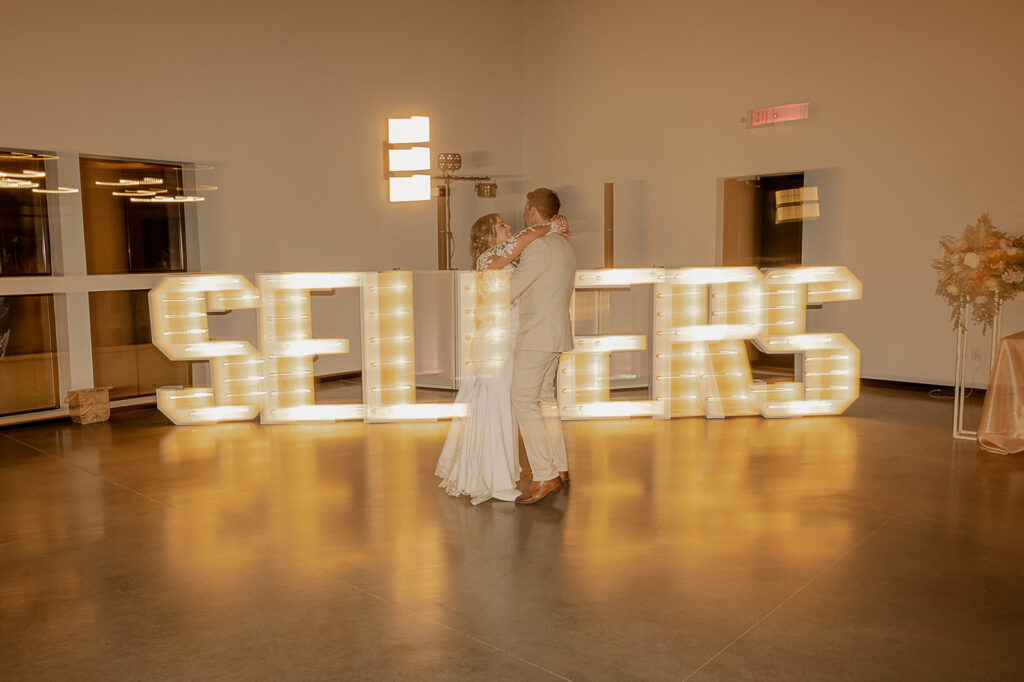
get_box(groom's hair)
[526,188,560,220]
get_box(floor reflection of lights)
[561,417,861,596]
[157,419,448,603]
[4,383,1024,679]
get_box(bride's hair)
[470,213,501,266]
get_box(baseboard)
[859,377,983,396]
[314,371,362,384]
[0,372,979,431]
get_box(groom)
[509,188,576,504]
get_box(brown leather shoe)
[559,471,570,486]
[515,477,564,505]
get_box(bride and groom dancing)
[435,187,576,505]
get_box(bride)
[435,212,569,504]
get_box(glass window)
[89,290,192,400]
[0,294,60,416]
[80,157,187,275]
[0,152,51,276]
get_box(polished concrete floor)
[2,382,1024,680]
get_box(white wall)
[2,0,527,375]
[520,0,1024,385]
[6,0,1023,387]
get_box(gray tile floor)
[2,383,1023,680]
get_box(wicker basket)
[65,387,113,425]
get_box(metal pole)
[990,304,1001,375]
[955,307,971,439]
[603,182,614,269]
[953,304,986,441]
[953,320,964,438]
[436,184,449,270]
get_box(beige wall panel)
[521,0,1024,385]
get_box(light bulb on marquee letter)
[458,270,511,383]
[751,266,862,417]
[363,271,463,421]
[146,264,863,424]
[149,274,262,425]
[653,267,763,419]
[559,269,660,420]
[258,272,364,423]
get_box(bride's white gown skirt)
[435,307,520,504]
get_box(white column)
[52,153,95,391]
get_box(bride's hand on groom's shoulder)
[553,214,570,236]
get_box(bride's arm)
[481,215,571,270]
[482,227,545,270]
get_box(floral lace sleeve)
[475,222,555,271]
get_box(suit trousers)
[510,350,568,482]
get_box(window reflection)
[80,157,187,275]
[0,153,51,276]
[89,290,191,400]
[0,294,60,416]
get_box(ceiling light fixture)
[32,187,79,194]
[112,188,166,197]
[0,169,46,179]
[0,178,39,189]
[129,195,204,203]
[173,184,218,192]
[0,151,58,161]
[95,177,166,187]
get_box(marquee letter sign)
[258,272,362,423]
[149,274,262,425]
[150,267,861,425]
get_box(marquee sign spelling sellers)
[149,266,861,425]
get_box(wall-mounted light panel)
[776,186,821,223]
[386,116,431,202]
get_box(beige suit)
[509,233,576,482]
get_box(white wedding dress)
[435,244,523,504]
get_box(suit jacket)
[509,232,576,353]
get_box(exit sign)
[748,102,809,128]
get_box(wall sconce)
[388,116,430,144]
[385,116,431,202]
[775,186,820,224]
[388,147,431,172]
[381,119,497,266]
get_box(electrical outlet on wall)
[971,347,983,362]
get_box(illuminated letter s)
[149,274,262,425]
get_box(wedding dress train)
[435,294,521,504]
